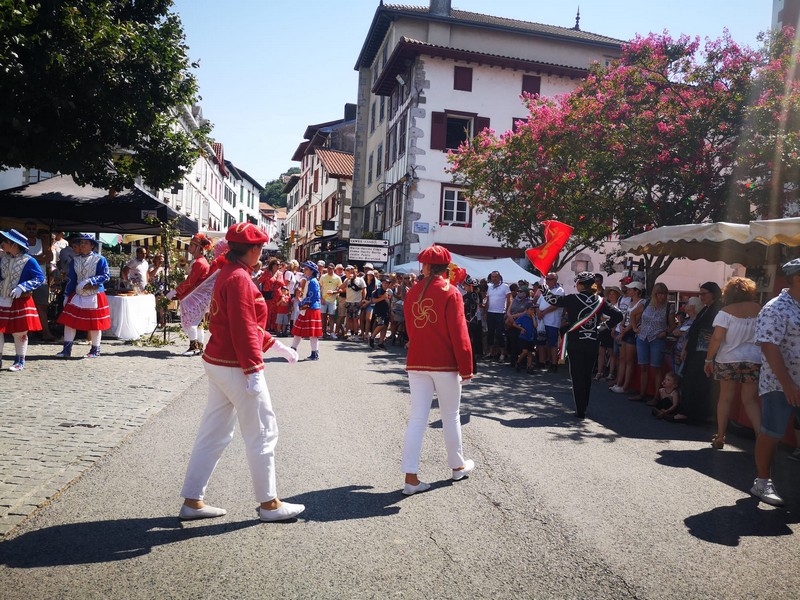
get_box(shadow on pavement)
[0,517,258,567]
[283,484,415,522]
[684,497,799,546]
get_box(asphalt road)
[1,339,798,599]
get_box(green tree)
[0,0,208,190]
[260,167,299,208]
[736,27,800,219]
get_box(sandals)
[711,434,725,450]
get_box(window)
[380,96,385,123]
[398,113,407,158]
[376,143,383,176]
[385,189,394,225]
[446,116,471,150]
[394,187,403,224]
[442,187,470,225]
[367,153,373,185]
[522,74,541,96]
[431,111,490,151]
[512,117,526,133]
[454,66,473,92]
[363,204,371,232]
[388,126,397,167]
[370,101,376,133]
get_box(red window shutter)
[522,75,541,96]
[474,116,490,134]
[431,112,446,150]
[454,66,473,92]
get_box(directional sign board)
[348,238,389,263]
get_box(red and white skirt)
[57,292,111,331]
[0,297,42,333]
[292,307,322,338]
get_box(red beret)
[418,244,452,265]
[225,222,269,245]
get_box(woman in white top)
[704,277,762,449]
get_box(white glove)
[245,371,266,396]
[77,279,90,291]
[165,290,177,300]
[10,286,24,299]
[272,340,298,364]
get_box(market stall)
[105,293,157,340]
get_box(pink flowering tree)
[450,32,762,285]
[447,95,614,272]
[736,27,800,218]
[565,32,761,286]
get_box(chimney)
[344,103,357,122]
[429,0,451,17]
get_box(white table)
[106,294,157,340]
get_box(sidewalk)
[0,336,205,536]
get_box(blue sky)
[170,0,771,184]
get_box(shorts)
[320,300,337,315]
[276,313,289,326]
[599,327,614,349]
[621,330,636,345]
[713,361,760,383]
[760,390,800,438]
[636,336,666,367]
[518,339,536,352]
[346,302,361,319]
[371,312,389,328]
[337,300,347,318]
[544,325,560,349]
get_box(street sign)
[348,245,388,262]
[350,238,389,246]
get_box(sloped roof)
[356,3,624,69]
[315,148,354,179]
[373,36,589,95]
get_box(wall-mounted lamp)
[396,74,406,86]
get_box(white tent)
[392,251,536,282]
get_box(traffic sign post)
[348,238,389,263]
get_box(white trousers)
[402,370,465,473]
[181,362,279,503]
[64,326,101,347]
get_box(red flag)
[525,220,573,275]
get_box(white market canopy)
[394,251,535,282]
[619,221,776,267]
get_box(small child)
[652,372,687,422]
[275,286,290,337]
[514,305,538,374]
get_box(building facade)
[352,1,622,269]
[285,105,356,263]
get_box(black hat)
[574,271,595,285]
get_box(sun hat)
[302,260,320,275]
[782,258,800,276]
[75,233,99,247]
[626,280,645,290]
[0,229,30,252]
[225,222,269,245]
[417,244,452,265]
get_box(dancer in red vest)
[166,233,212,356]
[401,244,475,495]
[179,223,304,522]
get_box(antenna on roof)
[574,6,581,31]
